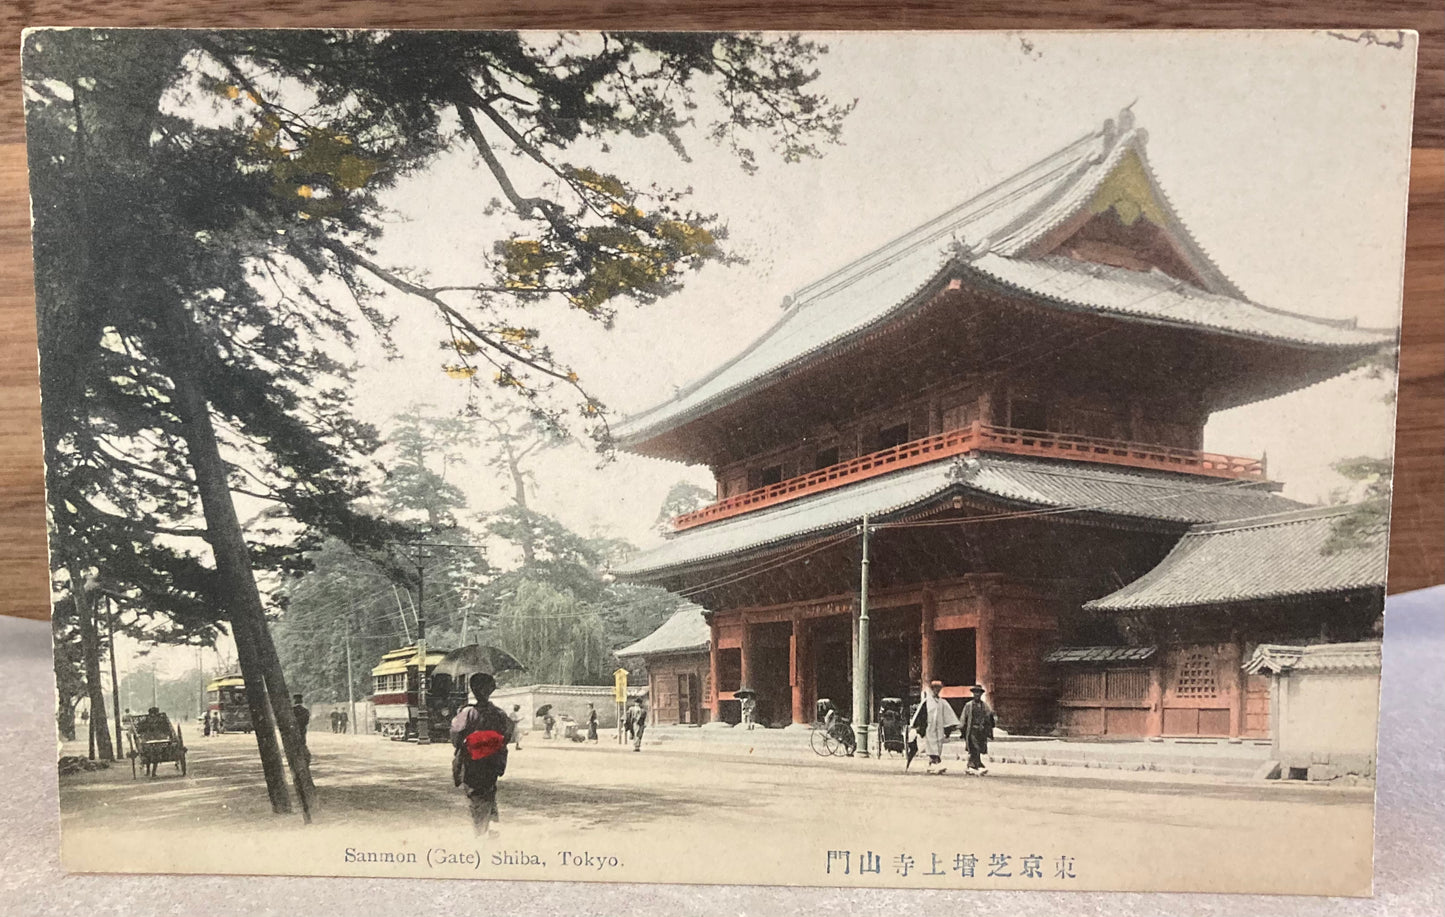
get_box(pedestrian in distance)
[960,684,995,775]
[450,672,513,837]
[509,704,524,750]
[586,703,599,743]
[203,710,212,737]
[292,694,312,765]
[741,694,757,731]
[626,697,648,751]
[543,711,557,740]
[910,679,960,775]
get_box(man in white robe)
[909,679,960,774]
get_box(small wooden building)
[615,606,712,726]
[614,110,1391,736]
[1079,505,1386,739]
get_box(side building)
[613,110,1392,739]
[615,605,713,726]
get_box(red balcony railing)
[671,421,1265,531]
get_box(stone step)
[641,725,1273,777]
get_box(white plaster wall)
[1277,670,1381,763]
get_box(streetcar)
[370,643,525,742]
[205,674,252,733]
[371,645,450,741]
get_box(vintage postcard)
[25,29,1416,894]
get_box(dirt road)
[58,731,1376,894]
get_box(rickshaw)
[125,709,187,778]
[877,697,907,756]
[809,698,857,757]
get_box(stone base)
[701,720,734,730]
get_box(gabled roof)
[1044,646,1157,664]
[617,110,1390,447]
[1244,641,1381,675]
[962,255,1385,349]
[1084,504,1387,612]
[616,454,1304,579]
[614,605,711,659]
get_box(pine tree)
[24,28,850,819]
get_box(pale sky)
[119,30,1419,677]
[360,30,1416,543]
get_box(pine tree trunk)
[70,568,114,761]
[503,436,537,566]
[230,607,292,814]
[57,697,77,742]
[169,353,316,820]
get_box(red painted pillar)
[975,600,993,691]
[790,617,807,725]
[708,619,721,722]
[1147,659,1165,738]
[920,592,937,685]
[1228,640,1245,740]
[739,619,753,691]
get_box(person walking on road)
[909,679,959,775]
[508,704,524,750]
[626,697,648,751]
[292,694,312,765]
[960,684,996,775]
[741,694,757,731]
[450,672,513,837]
[586,703,599,743]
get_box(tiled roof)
[616,454,1303,577]
[1084,505,1387,612]
[614,605,711,658]
[616,112,1388,446]
[1243,641,1381,675]
[964,255,1386,348]
[1044,646,1157,664]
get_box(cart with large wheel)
[125,710,187,779]
[809,698,857,757]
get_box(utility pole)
[197,645,204,723]
[415,560,430,745]
[853,513,872,757]
[389,539,489,746]
[106,596,122,756]
[344,616,356,735]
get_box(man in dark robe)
[291,694,312,765]
[960,684,995,775]
[451,672,513,836]
[626,698,648,751]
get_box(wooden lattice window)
[1105,668,1149,702]
[1061,671,1105,701]
[1174,651,1218,698]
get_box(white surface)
[0,586,1440,916]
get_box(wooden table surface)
[2,3,1441,621]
